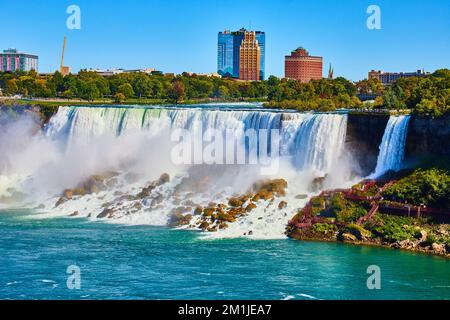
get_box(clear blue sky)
[1,0,449,81]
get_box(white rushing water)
[372,115,411,177]
[1,105,355,239]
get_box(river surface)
[1,210,449,300]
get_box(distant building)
[368,69,429,85]
[218,28,265,80]
[90,68,157,77]
[184,72,222,78]
[239,32,261,81]
[284,47,323,83]
[328,64,334,79]
[0,49,38,72]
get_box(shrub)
[312,223,338,234]
[383,168,450,209]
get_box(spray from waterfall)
[2,105,357,239]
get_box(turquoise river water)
[0,210,448,300]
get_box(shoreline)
[288,231,450,259]
[286,175,450,260]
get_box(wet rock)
[97,208,114,219]
[253,179,288,197]
[338,232,357,242]
[81,175,109,194]
[218,222,228,230]
[152,194,164,205]
[69,211,79,217]
[55,197,66,207]
[295,194,308,200]
[309,175,327,192]
[63,189,73,200]
[199,221,210,230]
[132,202,143,210]
[228,197,244,207]
[194,206,204,215]
[137,185,155,199]
[278,201,288,210]
[415,230,428,242]
[203,207,215,217]
[158,173,170,185]
[169,213,192,227]
[431,243,446,255]
[252,189,274,201]
[218,212,236,223]
[397,239,417,250]
[228,207,245,217]
[245,203,257,212]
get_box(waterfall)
[45,106,348,172]
[28,105,353,239]
[372,115,410,177]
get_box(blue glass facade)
[217,32,234,78]
[217,29,265,80]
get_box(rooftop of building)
[219,28,265,35]
[285,47,322,59]
[369,69,429,75]
[1,48,38,57]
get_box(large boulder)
[168,213,192,227]
[228,197,244,207]
[63,189,73,200]
[338,232,357,242]
[431,243,446,255]
[55,197,66,207]
[97,208,114,219]
[158,173,170,185]
[245,203,257,212]
[415,230,428,242]
[278,201,287,210]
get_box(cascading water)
[2,105,353,239]
[46,106,347,169]
[372,115,410,177]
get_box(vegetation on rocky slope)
[382,168,450,209]
[287,169,450,257]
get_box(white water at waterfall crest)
[372,115,410,177]
[1,105,354,239]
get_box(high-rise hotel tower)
[217,28,265,80]
[239,31,260,81]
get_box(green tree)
[168,80,185,103]
[117,83,134,98]
[114,92,126,103]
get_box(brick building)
[285,47,323,83]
